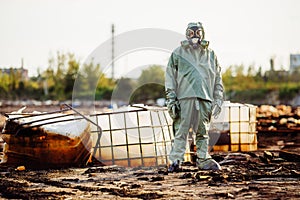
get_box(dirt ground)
[0,150,299,200]
[0,105,299,199]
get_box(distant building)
[264,57,289,80]
[290,54,300,72]
[0,67,29,80]
[0,58,29,80]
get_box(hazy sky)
[1,0,300,77]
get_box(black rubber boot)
[197,158,222,170]
[168,160,181,173]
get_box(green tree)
[130,65,165,103]
[76,60,101,98]
[41,52,81,100]
[53,52,67,100]
[95,73,115,100]
[64,53,80,99]
[112,77,135,101]
[0,71,10,99]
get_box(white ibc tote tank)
[210,101,257,152]
[89,105,173,167]
[89,102,257,167]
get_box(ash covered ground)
[0,150,299,200]
[0,105,299,199]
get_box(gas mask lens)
[195,29,203,38]
[186,28,203,39]
[186,29,195,38]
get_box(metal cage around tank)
[89,102,258,167]
[210,101,258,152]
[89,105,173,167]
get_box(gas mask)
[186,22,205,49]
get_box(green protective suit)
[165,32,224,164]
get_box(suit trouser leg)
[195,99,212,159]
[169,98,213,163]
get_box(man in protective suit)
[165,22,224,172]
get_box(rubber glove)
[212,99,223,119]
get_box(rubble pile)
[257,105,300,131]
[257,105,300,132]
[256,105,300,149]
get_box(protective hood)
[184,22,209,49]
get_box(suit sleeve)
[213,55,224,100]
[165,52,178,102]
